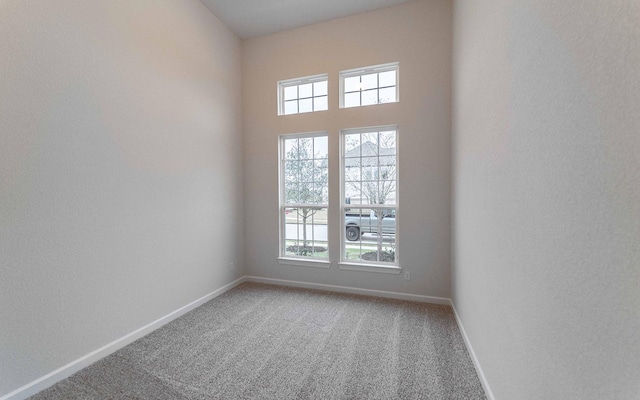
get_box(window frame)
[339,125,400,271]
[278,131,331,267]
[277,74,329,116]
[339,62,399,109]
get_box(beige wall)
[0,1,243,396]
[242,0,453,297]
[452,0,640,398]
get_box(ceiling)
[200,0,417,39]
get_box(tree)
[284,138,328,256]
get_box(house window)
[278,74,329,116]
[340,63,399,108]
[279,133,329,261]
[341,126,398,266]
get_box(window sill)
[277,257,331,269]
[338,262,401,275]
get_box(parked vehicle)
[344,209,395,241]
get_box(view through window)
[342,127,398,265]
[280,134,329,260]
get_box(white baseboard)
[450,301,496,400]
[0,276,246,400]
[244,276,451,305]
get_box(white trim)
[0,277,246,400]
[244,276,450,305]
[338,262,401,274]
[340,62,400,77]
[277,257,331,269]
[450,301,496,400]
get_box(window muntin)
[280,133,329,260]
[341,126,398,266]
[278,75,329,116]
[340,63,399,108]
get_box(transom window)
[341,126,398,266]
[278,74,329,116]
[279,133,329,260]
[340,63,399,108]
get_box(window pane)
[314,136,328,159]
[299,138,313,158]
[284,100,298,115]
[313,183,327,203]
[284,85,297,101]
[361,89,378,106]
[344,92,360,108]
[379,156,396,179]
[344,207,396,262]
[378,180,396,205]
[341,128,397,265]
[284,160,298,182]
[360,156,378,172]
[379,131,396,149]
[300,159,314,181]
[344,76,360,93]
[344,133,361,155]
[313,95,328,111]
[314,80,328,96]
[284,138,297,160]
[379,70,396,87]
[285,182,299,203]
[299,98,313,113]
[361,73,377,90]
[339,64,398,110]
[299,83,312,98]
[344,158,361,182]
[281,133,329,260]
[279,76,328,115]
[284,207,328,259]
[313,160,328,184]
[344,182,362,205]
[379,87,396,103]
[360,181,379,204]
[361,133,378,155]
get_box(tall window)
[280,133,329,260]
[278,74,329,116]
[341,126,398,266]
[340,63,399,108]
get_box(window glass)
[280,134,329,260]
[340,63,399,109]
[342,127,398,265]
[278,75,329,115]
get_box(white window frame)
[278,131,330,268]
[277,74,329,116]
[339,62,399,109]
[339,125,400,272]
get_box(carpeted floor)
[31,283,486,399]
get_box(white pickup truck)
[344,209,396,241]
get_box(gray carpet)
[31,283,486,399]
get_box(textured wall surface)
[242,0,453,297]
[452,0,640,398]
[0,1,243,396]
